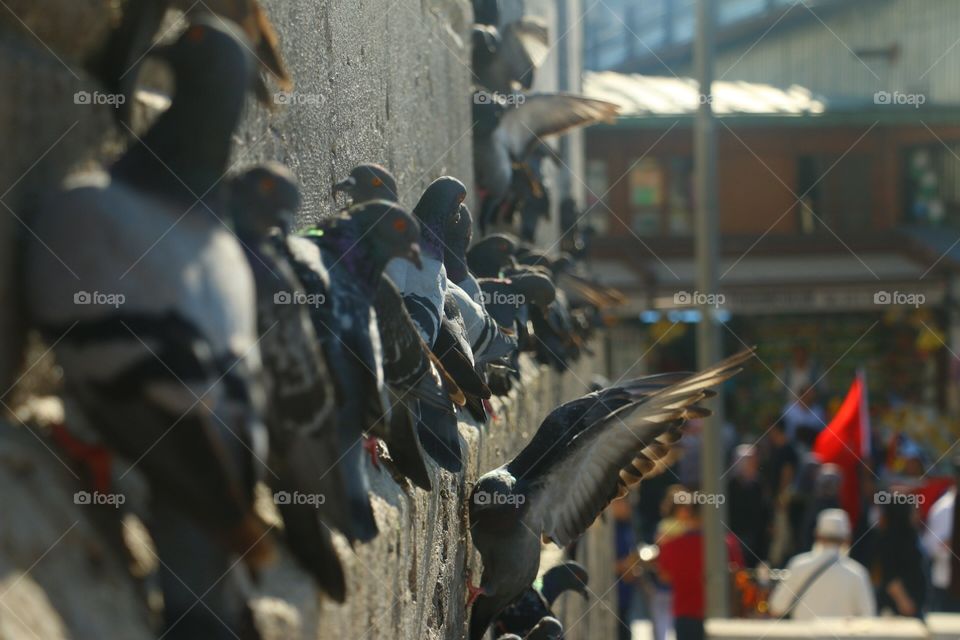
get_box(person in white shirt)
[922,485,960,611]
[769,509,876,620]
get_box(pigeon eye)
[259,177,276,194]
[186,26,206,43]
[372,177,383,187]
[392,218,407,233]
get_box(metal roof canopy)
[584,71,960,127]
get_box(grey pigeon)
[26,19,271,639]
[332,163,399,205]
[385,176,467,346]
[467,350,755,640]
[494,562,588,637]
[473,94,618,232]
[229,162,348,601]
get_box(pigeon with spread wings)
[473,93,619,231]
[467,350,755,640]
[472,17,550,93]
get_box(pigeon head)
[525,617,564,640]
[541,561,589,605]
[468,471,540,640]
[412,176,467,259]
[333,164,399,204]
[230,162,301,238]
[467,233,518,277]
[444,203,473,282]
[349,200,423,271]
[112,17,255,203]
[508,270,556,310]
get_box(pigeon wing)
[513,350,753,547]
[497,94,620,160]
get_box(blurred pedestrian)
[768,509,875,620]
[611,497,638,640]
[658,489,744,640]
[782,384,825,448]
[921,456,960,612]
[728,445,770,566]
[873,500,926,617]
[798,463,842,551]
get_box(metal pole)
[694,0,729,620]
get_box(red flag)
[813,372,870,526]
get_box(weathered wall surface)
[0,355,616,640]
[0,1,618,639]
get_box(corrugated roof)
[584,71,828,117]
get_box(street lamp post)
[694,0,730,620]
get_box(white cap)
[815,508,851,541]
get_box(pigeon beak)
[407,243,423,270]
[332,176,356,198]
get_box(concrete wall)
[0,1,619,639]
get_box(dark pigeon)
[467,233,520,278]
[523,617,564,640]
[494,562,588,637]
[229,162,349,601]
[436,291,492,423]
[385,176,467,347]
[304,201,426,510]
[332,163,399,205]
[26,19,271,638]
[467,350,755,640]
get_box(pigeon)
[472,0,500,26]
[494,562,588,637]
[443,199,481,300]
[467,350,755,640]
[229,162,348,601]
[332,163,399,205]
[435,292,492,423]
[375,276,465,480]
[385,176,467,346]
[473,94,619,232]
[329,166,466,477]
[522,617,564,640]
[467,233,520,278]
[448,282,517,365]
[304,201,424,520]
[26,19,272,638]
[472,18,550,93]
[93,0,292,122]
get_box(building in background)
[581,0,960,443]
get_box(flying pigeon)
[467,350,755,640]
[300,201,420,542]
[494,562,588,637]
[229,162,349,601]
[473,94,619,232]
[26,19,272,637]
[472,18,550,93]
[332,163,399,205]
[384,176,467,346]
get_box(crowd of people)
[611,347,959,640]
